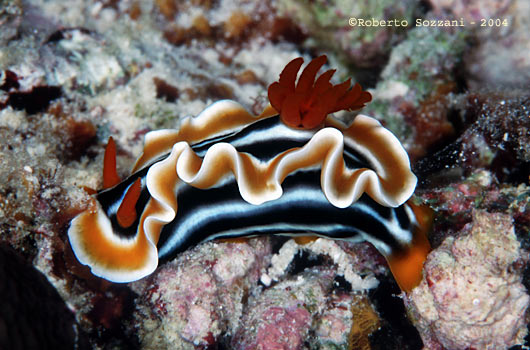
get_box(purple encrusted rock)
[231,267,336,350]
[131,238,271,349]
[405,210,529,350]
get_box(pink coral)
[232,268,336,350]
[253,306,311,350]
[405,211,529,350]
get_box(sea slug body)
[68,56,431,292]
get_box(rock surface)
[405,211,529,350]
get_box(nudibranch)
[68,55,431,292]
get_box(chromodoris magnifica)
[68,55,431,292]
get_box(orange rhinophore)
[103,136,121,189]
[268,55,372,129]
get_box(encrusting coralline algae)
[405,210,529,350]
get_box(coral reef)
[364,25,468,160]
[413,92,530,249]
[131,238,272,349]
[0,0,22,47]
[277,0,419,69]
[426,0,529,88]
[0,0,529,349]
[232,267,344,349]
[405,211,529,350]
[462,0,530,89]
[313,292,356,349]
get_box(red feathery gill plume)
[268,55,372,129]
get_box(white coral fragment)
[264,238,378,291]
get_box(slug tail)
[387,202,433,292]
